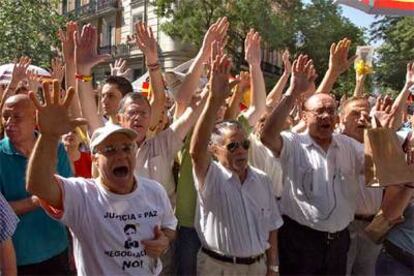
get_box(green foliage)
[371,17,414,92]
[153,0,364,95]
[0,0,67,68]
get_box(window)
[131,13,144,33]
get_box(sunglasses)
[94,143,136,156]
[224,139,250,153]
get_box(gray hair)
[210,120,245,145]
[118,92,151,114]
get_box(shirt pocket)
[256,206,272,233]
[298,165,315,200]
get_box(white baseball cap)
[90,123,137,153]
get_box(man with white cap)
[25,81,177,276]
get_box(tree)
[154,0,364,95]
[371,17,414,93]
[0,0,67,67]
[154,0,292,71]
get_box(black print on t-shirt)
[124,224,140,249]
[102,211,160,271]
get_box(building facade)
[60,0,281,87]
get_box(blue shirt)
[387,203,414,255]
[0,137,72,265]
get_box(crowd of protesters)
[0,16,413,276]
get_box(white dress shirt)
[279,131,364,232]
[194,161,283,257]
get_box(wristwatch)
[268,265,279,273]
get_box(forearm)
[162,228,176,243]
[316,68,339,94]
[8,198,38,215]
[175,53,206,116]
[353,77,365,97]
[224,90,244,120]
[76,67,103,133]
[266,72,289,110]
[26,135,62,209]
[0,239,17,276]
[190,96,220,162]
[381,186,414,221]
[266,230,278,266]
[148,68,166,129]
[66,63,82,118]
[244,64,266,125]
[393,83,411,112]
[261,91,297,154]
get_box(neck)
[12,137,36,157]
[342,129,363,143]
[98,176,136,195]
[237,169,248,183]
[65,146,81,162]
[310,134,332,152]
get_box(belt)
[201,247,264,265]
[384,240,414,270]
[355,214,375,222]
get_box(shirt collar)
[302,132,339,149]
[1,137,21,156]
[216,161,253,182]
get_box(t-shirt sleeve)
[158,184,178,231]
[41,176,87,229]
[0,192,19,242]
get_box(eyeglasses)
[306,108,337,117]
[124,110,150,119]
[224,139,250,153]
[94,143,136,156]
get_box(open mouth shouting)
[112,165,130,178]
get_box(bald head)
[304,93,337,112]
[4,94,36,113]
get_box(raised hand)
[328,38,356,76]
[29,80,87,138]
[141,226,169,258]
[289,55,316,96]
[110,58,131,77]
[10,56,31,85]
[58,21,78,62]
[134,21,159,65]
[26,69,42,92]
[405,62,414,88]
[244,29,261,67]
[282,49,292,75]
[372,95,399,129]
[209,41,232,102]
[50,57,65,84]
[201,17,229,61]
[74,24,110,74]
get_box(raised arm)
[224,71,249,120]
[74,24,109,133]
[190,43,231,187]
[242,30,266,126]
[174,17,228,118]
[316,38,356,94]
[353,72,366,97]
[134,21,165,132]
[59,21,82,119]
[266,50,292,112]
[26,80,86,209]
[261,55,316,156]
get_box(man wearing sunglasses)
[190,50,283,275]
[261,55,365,275]
[26,81,177,275]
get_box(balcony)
[65,0,120,19]
[98,43,131,57]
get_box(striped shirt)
[0,192,18,242]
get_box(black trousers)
[18,249,70,276]
[279,215,350,275]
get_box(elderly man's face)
[119,99,151,145]
[2,97,36,144]
[304,94,338,141]
[213,127,249,174]
[101,83,123,117]
[93,133,137,193]
[340,99,370,142]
